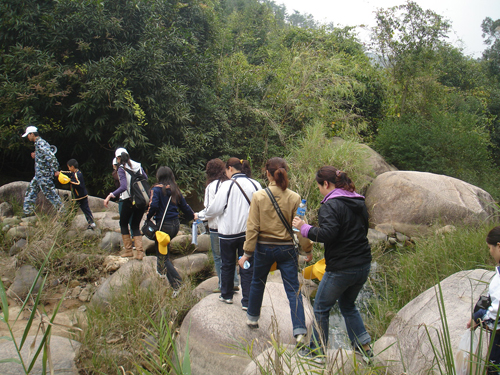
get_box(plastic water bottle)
[293,199,307,232]
[239,256,250,269]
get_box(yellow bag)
[156,231,170,255]
[58,172,71,184]
[302,258,326,281]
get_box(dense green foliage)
[0,0,498,200]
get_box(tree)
[371,1,450,115]
[481,17,500,79]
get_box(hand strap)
[264,188,297,243]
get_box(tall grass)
[367,222,498,340]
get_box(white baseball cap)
[115,148,128,158]
[22,126,38,137]
[112,157,118,166]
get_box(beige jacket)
[243,182,313,256]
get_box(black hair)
[315,166,356,192]
[487,226,500,246]
[265,157,289,191]
[226,157,252,177]
[67,159,79,169]
[156,166,181,205]
[119,152,132,168]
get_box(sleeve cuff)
[244,251,254,258]
[300,224,312,238]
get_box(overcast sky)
[276,0,500,58]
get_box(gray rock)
[178,282,314,375]
[2,217,19,227]
[6,265,43,300]
[71,211,120,232]
[20,216,38,224]
[169,234,195,254]
[374,223,395,236]
[395,232,410,243]
[91,257,157,307]
[367,228,388,247]
[366,171,496,228]
[435,225,457,236]
[374,269,492,374]
[195,233,211,252]
[193,276,219,298]
[2,224,10,232]
[143,236,156,253]
[0,336,80,375]
[172,254,209,277]
[100,231,123,251]
[0,201,13,217]
[9,239,27,256]
[82,227,101,240]
[78,284,94,302]
[5,226,35,241]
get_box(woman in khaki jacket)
[239,157,312,346]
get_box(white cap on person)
[22,126,38,137]
[115,148,128,158]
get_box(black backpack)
[123,167,151,210]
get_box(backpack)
[123,167,150,210]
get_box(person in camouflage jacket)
[22,126,63,216]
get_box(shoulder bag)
[264,188,303,254]
[141,195,171,241]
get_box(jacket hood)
[322,189,366,215]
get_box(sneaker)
[246,319,259,329]
[219,295,233,304]
[172,289,180,298]
[295,334,306,348]
[354,345,374,363]
[87,224,95,230]
[298,347,325,364]
[241,306,248,311]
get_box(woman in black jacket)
[293,166,372,362]
[145,166,195,294]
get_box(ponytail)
[265,157,289,191]
[315,166,355,192]
[226,157,253,177]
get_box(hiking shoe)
[354,345,374,363]
[246,319,259,329]
[295,334,306,348]
[298,347,325,364]
[219,295,233,304]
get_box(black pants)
[489,331,500,374]
[119,199,144,236]
[77,197,94,224]
[220,236,253,306]
[156,218,182,290]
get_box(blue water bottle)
[239,256,250,269]
[293,199,307,232]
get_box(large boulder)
[0,181,118,214]
[172,254,209,278]
[374,269,492,374]
[178,282,314,375]
[243,345,358,375]
[91,257,157,307]
[366,171,495,234]
[0,336,80,375]
[332,137,397,179]
[71,211,120,231]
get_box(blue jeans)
[247,243,307,337]
[210,231,239,288]
[310,263,371,352]
[220,236,252,306]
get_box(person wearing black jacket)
[293,166,373,362]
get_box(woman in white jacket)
[104,148,147,260]
[199,158,261,309]
[197,159,239,293]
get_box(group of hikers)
[20,126,500,370]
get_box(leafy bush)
[374,110,500,198]
[287,121,374,221]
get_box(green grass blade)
[19,274,48,351]
[0,278,10,323]
[0,358,22,364]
